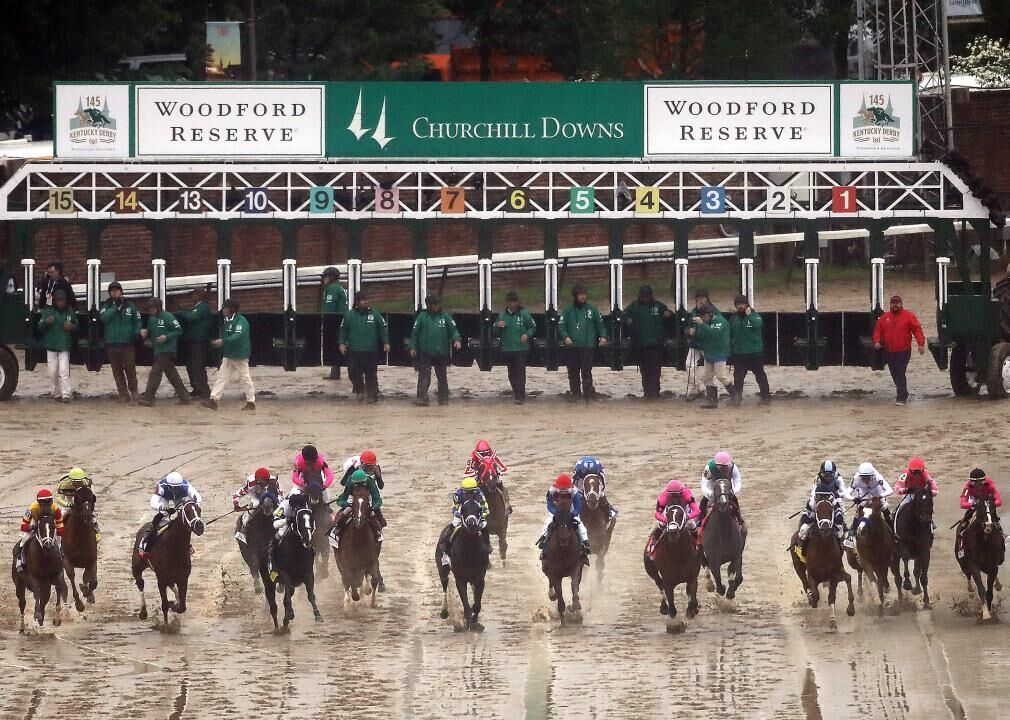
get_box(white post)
[739,257,755,307]
[609,258,624,312]
[151,259,166,305]
[216,259,231,311]
[282,259,297,312]
[86,258,101,312]
[805,258,820,311]
[674,258,689,311]
[870,257,885,312]
[412,259,427,311]
[21,259,35,311]
[346,259,362,307]
[544,258,558,312]
[478,258,493,311]
[936,256,950,309]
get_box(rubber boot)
[701,385,718,409]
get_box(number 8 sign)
[375,187,399,214]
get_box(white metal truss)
[0,160,990,220]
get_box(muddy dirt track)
[0,281,1008,720]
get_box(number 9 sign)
[309,186,334,214]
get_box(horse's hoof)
[726,589,736,600]
[314,614,323,623]
[829,617,838,630]
[846,605,855,617]
[902,579,913,591]
[439,609,449,620]
[75,599,85,612]
[86,594,95,605]
[912,587,922,596]
[139,608,148,621]
[571,601,582,612]
[717,586,726,597]
[377,581,386,593]
[548,587,557,601]
[808,598,818,609]
[923,600,932,610]
[706,578,715,593]
[687,604,699,619]
[659,600,669,615]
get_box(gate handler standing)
[873,294,926,405]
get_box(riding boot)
[701,385,718,409]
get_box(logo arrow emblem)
[371,98,395,149]
[347,89,370,140]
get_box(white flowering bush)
[952,36,1010,88]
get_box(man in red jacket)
[873,294,926,405]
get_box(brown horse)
[333,484,382,608]
[61,486,99,612]
[475,458,509,566]
[790,497,855,629]
[851,497,902,615]
[580,474,615,582]
[132,500,204,625]
[11,512,67,631]
[436,496,488,630]
[541,504,583,624]
[957,497,1005,621]
[644,503,701,620]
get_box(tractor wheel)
[0,345,19,401]
[949,344,977,397]
[986,342,1010,400]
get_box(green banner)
[324,82,642,159]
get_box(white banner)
[54,85,130,158]
[838,83,915,158]
[135,84,325,157]
[645,84,834,158]
[946,0,984,19]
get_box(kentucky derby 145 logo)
[851,94,901,145]
[69,95,119,145]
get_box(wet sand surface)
[0,279,1007,720]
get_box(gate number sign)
[309,186,334,213]
[440,187,465,214]
[832,186,857,213]
[375,187,400,213]
[48,188,74,214]
[700,187,726,214]
[244,188,269,213]
[570,187,595,214]
[634,187,660,214]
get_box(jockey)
[464,439,512,515]
[535,474,590,566]
[233,467,283,531]
[437,477,491,565]
[645,480,700,559]
[699,450,743,523]
[341,449,385,489]
[572,455,618,522]
[849,462,894,533]
[55,467,100,535]
[895,456,939,500]
[331,469,385,548]
[955,468,1003,558]
[138,472,202,559]
[268,491,311,581]
[15,489,64,573]
[291,445,335,500]
[797,460,852,551]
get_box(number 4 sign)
[831,186,858,213]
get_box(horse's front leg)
[570,567,582,613]
[84,561,98,603]
[663,579,677,618]
[305,576,323,622]
[15,579,27,633]
[553,578,567,623]
[727,553,744,600]
[65,563,84,611]
[455,576,472,626]
[471,577,485,629]
[686,574,700,619]
[174,578,189,614]
[806,571,820,608]
[918,553,932,609]
[827,580,838,629]
[902,556,913,591]
[282,585,295,627]
[709,563,725,596]
[158,581,171,625]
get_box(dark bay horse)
[701,478,746,599]
[62,486,99,612]
[236,494,277,594]
[333,484,382,608]
[644,503,700,620]
[541,505,584,624]
[853,497,902,616]
[789,497,855,629]
[262,506,322,629]
[580,473,615,582]
[302,472,334,580]
[475,458,509,566]
[12,513,67,631]
[958,497,1005,621]
[132,500,204,625]
[894,488,934,608]
[436,498,488,630]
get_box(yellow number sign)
[634,187,660,214]
[48,188,74,214]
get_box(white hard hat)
[164,471,185,486]
[858,462,875,477]
[342,456,360,474]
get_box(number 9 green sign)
[309,186,334,214]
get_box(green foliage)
[952,36,1010,88]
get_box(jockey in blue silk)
[571,455,618,522]
[535,474,591,566]
[138,471,202,559]
[436,477,491,565]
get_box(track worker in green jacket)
[690,303,733,409]
[137,298,190,406]
[409,294,462,406]
[339,288,390,404]
[204,298,255,411]
[99,281,141,403]
[559,283,608,402]
[623,284,673,399]
[179,284,213,399]
[321,266,348,381]
[494,290,537,404]
[39,289,77,403]
[729,294,771,406]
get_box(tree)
[952,36,1010,88]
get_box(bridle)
[460,498,482,533]
[294,507,315,549]
[352,487,372,527]
[715,478,733,512]
[814,495,835,535]
[177,500,205,536]
[663,503,687,538]
[34,512,57,550]
[583,474,601,509]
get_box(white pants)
[701,359,731,388]
[541,514,588,543]
[686,348,703,392]
[47,350,71,399]
[210,358,255,402]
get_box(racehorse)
[132,500,204,625]
[236,493,277,594]
[12,512,67,631]
[475,458,509,566]
[541,504,584,624]
[789,496,855,629]
[261,506,322,629]
[958,496,1005,621]
[644,503,701,620]
[579,473,615,582]
[61,486,99,612]
[333,484,382,607]
[302,477,334,580]
[436,497,488,630]
[701,478,747,599]
[894,488,934,608]
[852,497,902,616]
